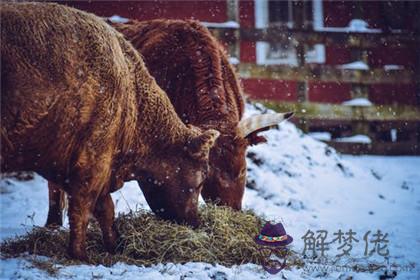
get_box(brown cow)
[112,19,293,210]
[1,3,219,261]
[46,18,293,227]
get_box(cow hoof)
[104,239,117,254]
[68,247,89,262]
[105,244,116,254]
[186,218,200,229]
[104,228,119,254]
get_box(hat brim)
[254,234,293,247]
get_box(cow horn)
[237,112,294,138]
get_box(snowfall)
[1,103,419,280]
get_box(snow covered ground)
[1,103,419,279]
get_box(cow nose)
[217,175,231,189]
[187,217,200,228]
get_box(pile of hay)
[1,205,297,268]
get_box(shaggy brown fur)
[1,3,219,261]
[113,19,245,126]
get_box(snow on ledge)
[339,60,369,70]
[108,15,129,23]
[335,134,372,144]
[201,21,239,28]
[308,132,332,142]
[348,19,378,32]
[342,98,373,107]
[318,19,381,33]
[384,64,404,71]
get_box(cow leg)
[45,181,65,228]
[67,186,99,262]
[93,193,117,254]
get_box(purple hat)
[255,222,293,247]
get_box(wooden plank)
[260,101,420,121]
[208,27,419,48]
[260,100,420,155]
[325,141,420,155]
[306,119,419,131]
[237,63,413,84]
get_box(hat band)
[258,234,288,242]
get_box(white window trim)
[255,0,326,65]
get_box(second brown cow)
[113,19,293,210]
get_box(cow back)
[112,19,244,131]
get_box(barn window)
[255,0,325,65]
[268,0,294,28]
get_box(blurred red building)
[60,0,419,106]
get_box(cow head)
[201,112,294,210]
[137,129,220,227]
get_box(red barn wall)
[308,82,352,103]
[242,79,297,101]
[369,85,418,105]
[238,0,256,63]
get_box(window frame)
[254,0,326,66]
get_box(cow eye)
[202,169,208,178]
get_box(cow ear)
[187,129,220,160]
[245,129,268,146]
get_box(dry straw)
[1,205,298,268]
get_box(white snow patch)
[348,19,376,32]
[319,19,381,33]
[108,15,129,23]
[339,60,369,70]
[201,21,239,28]
[384,64,405,71]
[390,128,398,142]
[305,44,326,64]
[335,134,372,144]
[342,97,373,107]
[307,132,332,142]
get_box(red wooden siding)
[238,0,254,28]
[369,85,418,105]
[239,41,256,63]
[368,46,417,69]
[325,46,352,65]
[238,1,256,63]
[308,82,352,103]
[242,79,297,101]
